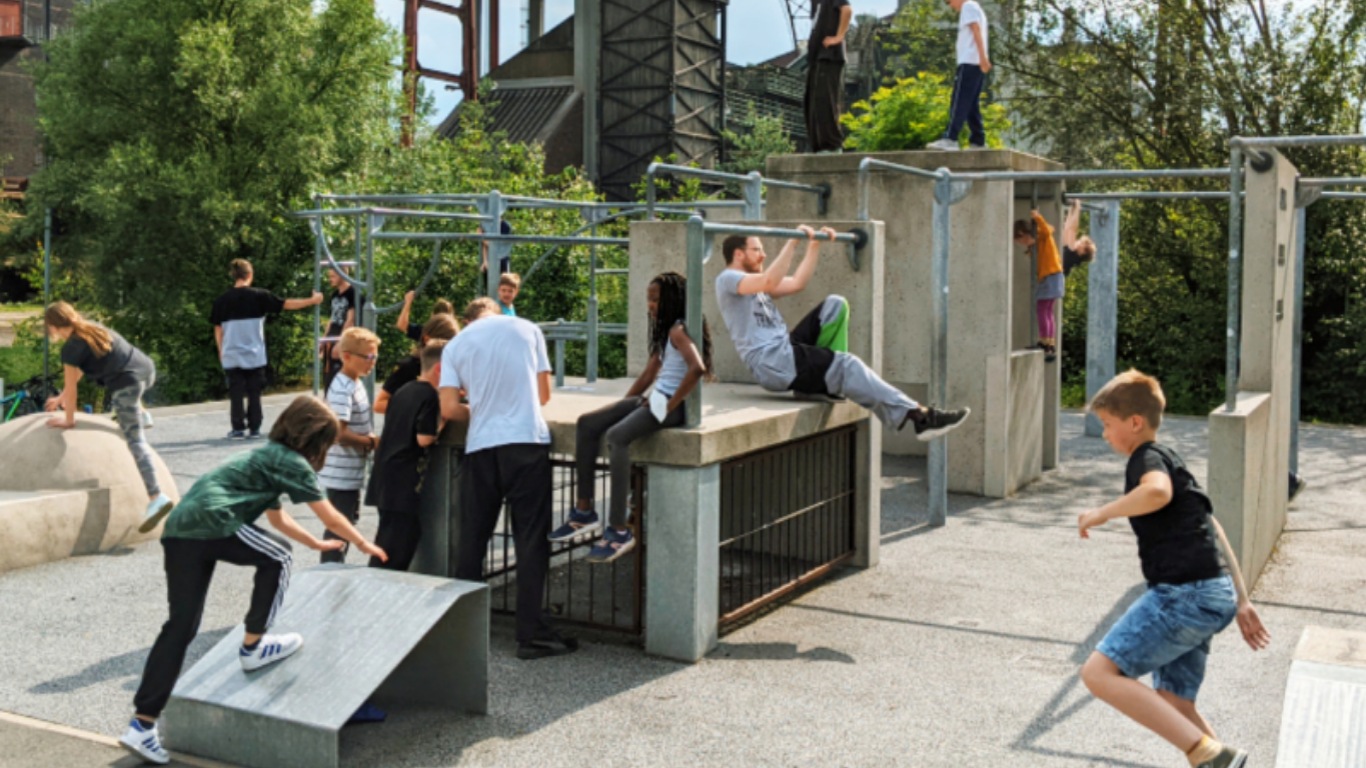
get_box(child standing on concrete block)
[715,226,970,439]
[926,0,992,151]
[551,271,713,562]
[1079,370,1269,768]
[366,342,447,572]
[319,327,380,563]
[1013,209,1063,362]
[119,395,386,765]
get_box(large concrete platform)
[1276,626,1366,768]
[163,566,488,768]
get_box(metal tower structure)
[780,0,812,51]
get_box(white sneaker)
[926,138,960,151]
[240,633,304,672]
[141,409,154,429]
[119,719,170,765]
[138,495,175,534]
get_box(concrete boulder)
[0,412,178,573]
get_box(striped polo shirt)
[320,374,372,490]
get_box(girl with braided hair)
[550,271,713,562]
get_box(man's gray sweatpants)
[822,352,920,429]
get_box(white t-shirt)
[957,0,989,65]
[320,374,372,491]
[715,269,797,391]
[439,315,552,454]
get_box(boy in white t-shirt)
[439,298,578,661]
[927,0,992,151]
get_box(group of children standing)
[25,212,1260,768]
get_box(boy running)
[716,227,969,439]
[319,327,380,563]
[1080,370,1269,768]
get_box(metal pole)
[928,172,952,528]
[485,190,506,299]
[684,216,706,429]
[42,209,51,383]
[1085,201,1120,437]
[1225,147,1243,411]
[587,220,599,383]
[743,172,763,220]
[1290,205,1306,475]
[363,213,378,402]
[1030,184,1039,345]
[311,200,323,394]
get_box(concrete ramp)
[1276,626,1366,768]
[163,565,489,768]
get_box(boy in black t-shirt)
[365,342,446,572]
[321,267,356,392]
[1079,370,1269,768]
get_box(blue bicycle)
[1,373,60,423]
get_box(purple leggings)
[1037,299,1057,343]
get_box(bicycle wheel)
[11,395,40,418]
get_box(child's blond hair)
[499,272,521,290]
[1088,369,1166,430]
[338,326,380,355]
[1075,235,1097,260]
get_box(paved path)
[0,402,1362,767]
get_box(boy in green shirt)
[119,396,387,765]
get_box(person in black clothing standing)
[211,259,323,439]
[804,0,853,153]
[321,266,357,392]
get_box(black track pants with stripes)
[133,526,293,719]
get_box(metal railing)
[540,320,629,387]
[645,162,831,221]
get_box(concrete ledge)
[439,378,874,468]
[1208,391,1285,586]
[1276,626,1366,768]
[0,490,109,572]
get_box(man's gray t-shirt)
[715,269,797,390]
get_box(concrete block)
[851,417,881,568]
[164,566,489,768]
[1007,350,1045,495]
[644,463,720,662]
[1208,392,1284,585]
[1276,626,1366,768]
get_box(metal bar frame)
[646,162,829,220]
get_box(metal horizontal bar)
[319,261,359,266]
[293,206,484,221]
[1062,191,1234,201]
[370,232,629,246]
[1233,135,1366,148]
[1320,192,1366,200]
[700,222,859,244]
[953,168,1231,182]
[858,157,941,181]
[1299,177,1366,188]
[648,162,824,193]
[595,269,629,275]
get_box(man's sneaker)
[517,630,580,660]
[119,719,170,765]
[1196,746,1247,768]
[141,409,154,429]
[138,495,176,534]
[926,138,960,151]
[908,407,972,441]
[240,632,304,672]
[548,509,600,543]
[247,429,264,440]
[1289,472,1307,502]
[226,430,247,440]
[587,527,636,563]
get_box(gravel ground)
[1,403,1363,768]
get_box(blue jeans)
[1096,575,1237,701]
[943,64,986,147]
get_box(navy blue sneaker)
[247,429,263,440]
[548,509,600,543]
[587,527,635,563]
[347,701,387,724]
[226,430,247,440]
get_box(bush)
[840,73,1010,152]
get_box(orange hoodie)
[1033,212,1062,281]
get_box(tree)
[13,0,398,403]
[841,73,1011,152]
[998,0,1366,420]
[720,108,796,178]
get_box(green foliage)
[721,107,796,178]
[879,0,960,80]
[840,73,1011,152]
[11,0,399,403]
[1002,0,1366,421]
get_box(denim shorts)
[1095,575,1237,701]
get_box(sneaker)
[119,719,169,765]
[247,429,264,440]
[926,138,960,151]
[240,632,304,672]
[141,409,154,429]
[517,630,580,660]
[1196,746,1247,768]
[347,701,388,724]
[548,509,600,543]
[1289,472,1307,502]
[226,430,247,440]
[907,407,972,441]
[587,527,636,563]
[138,494,175,534]
[1045,344,1058,363]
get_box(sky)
[373,0,904,124]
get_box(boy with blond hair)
[497,273,521,317]
[319,327,380,563]
[1080,370,1269,768]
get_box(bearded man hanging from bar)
[804,0,852,153]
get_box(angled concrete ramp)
[163,565,489,768]
[1276,626,1366,768]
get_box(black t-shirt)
[809,0,850,62]
[382,354,422,395]
[60,325,154,392]
[1063,246,1088,278]
[365,381,441,512]
[1125,442,1226,586]
[326,287,355,337]
[210,287,285,325]
[405,323,425,343]
[210,287,286,370]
